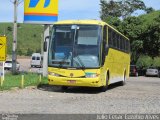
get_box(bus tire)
[120,71,126,86]
[100,73,109,92]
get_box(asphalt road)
[0,77,160,114]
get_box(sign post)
[24,0,58,77]
[0,36,7,81]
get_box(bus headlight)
[48,72,60,77]
[85,73,98,78]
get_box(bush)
[26,48,33,56]
[153,57,160,67]
[136,56,160,68]
[136,55,153,68]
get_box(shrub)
[136,55,153,68]
[153,57,160,67]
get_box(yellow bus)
[46,20,130,91]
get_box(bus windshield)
[48,25,101,68]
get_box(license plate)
[67,80,76,84]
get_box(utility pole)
[12,0,18,74]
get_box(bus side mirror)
[105,45,109,55]
[102,45,109,66]
[43,36,50,52]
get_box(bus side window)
[103,25,107,42]
[126,40,130,53]
[102,25,107,66]
[113,31,117,48]
[103,25,108,54]
[124,38,126,51]
[120,36,123,50]
[108,28,112,47]
[128,40,130,52]
[122,38,125,51]
[117,35,121,49]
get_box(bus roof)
[54,20,129,40]
[54,20,106,26]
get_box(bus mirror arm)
[43,36,50,52]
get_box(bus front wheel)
[100,73,109,92]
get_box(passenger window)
[117,35,120,49]
[122,38,125,51]
[113,32,117,48]
[103,26,107,41]
[120,37,122,50]
[108,28,113,47]
[124,38,126,51]
[126,40,130,52]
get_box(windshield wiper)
[76,55,86,70]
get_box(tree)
[100,0,146,20]
[142,16,160,58]
[104,16,121,27]
[100,0,121,20]
[145,7,155,14]
[118,15,160,62]
[120,0,146,19]
[117,16,146,63]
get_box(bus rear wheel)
[120,71,126,86]
[100,74,109,92]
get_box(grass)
[0,72,48,91]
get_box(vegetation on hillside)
[0,23,43,56]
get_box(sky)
[0,0,160,23]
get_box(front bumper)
[48,75,102,87]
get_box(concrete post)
[42,25,50,77]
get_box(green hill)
[0,23,43,56]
